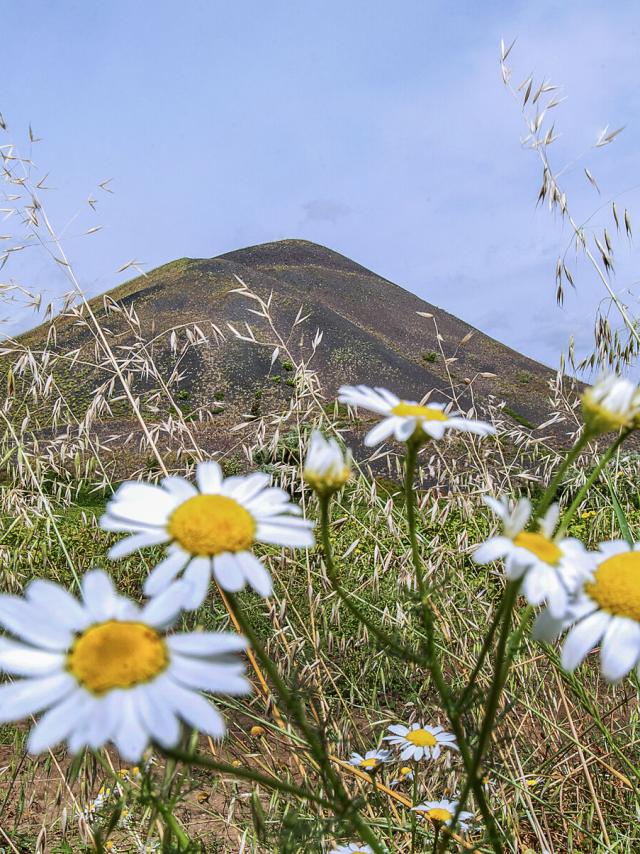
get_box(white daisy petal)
[114,694,149,762]
[421,421,447,439]
[141,582,188,627]
[81,569,120,622]
[237,552,273,596]
[395,417,418,442]
[143,544,191,597]
[27,690,92,754]
[447,417,495,436]
[196,461,224,494]
[161,476,198,501]
[387,724,409,736]
[363,417,397,447]
[108,530,170,560]
[0,672,76,723]
[600,618,640,682]
[0,597,72,651]
[256,521,315,547]
[212,552,245,593]
[375,387,401,406]
[338,384,394,415]
[532,608,566,643]
[541,504,560,539]
[25,580,90,632]
[523,566,553,608]
[0,638,64,676]
[104,487,178,527]
[562,611,611,671]
[511,498,532,534]
[84,693,121,750]
[472,536,511,564]
[170,656,251,695]
[181,558,212,610]
[100,516,162,533]
[159,675,227,738]
[226,472,271,502]
[137,683,181,748]
[167,632,247,657]
[597,540,630,558]
[484,495,509,521]
[400,744,415,761]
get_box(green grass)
[3,470,640,850]
[503,404,535,429]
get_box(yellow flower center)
[427,808,453,823]
[360,757,380,769]
[585,551,640,621]
[168,494,256,555]
[67,621,168,695]
[512,531,562,565]
[392,402,448,421]
[400,766,412,776]
[406,728,437,747]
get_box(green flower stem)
[404,439,431,626]
[402,440,502,852]
[455,594,510,714]
[440,582,522,854]
[224,594,387,854]
[166,729,198,819]
[410,763,419,853]
[500,605,534,687]
[556,428,631,537]
[151,796,192,850]
[319,495,427,666]
[533,430,592,522]
[432,824,441,854]
[160,746,334,807]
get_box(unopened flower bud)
[582,374,640,436]
[303,431,351,495]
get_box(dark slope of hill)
[16,239,557,443]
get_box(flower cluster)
[0,459,316,760]
[473,375,640,684]
[341,717,471,840]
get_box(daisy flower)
[582,374,640,436]
[347,748,391,772]
[390,765,414,787]
[412,798,474,831]
[329,845,373,854]
[303,430,351,495]
[101,461,314,609]
[473,497,594,618]
[534,540,640,682]
[337,385,495,446]
[384,722,457,761]
[0,569,250,760]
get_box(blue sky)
[2,1,640,370]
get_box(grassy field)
[2,423,640,852]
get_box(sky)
[2,0,640,371]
